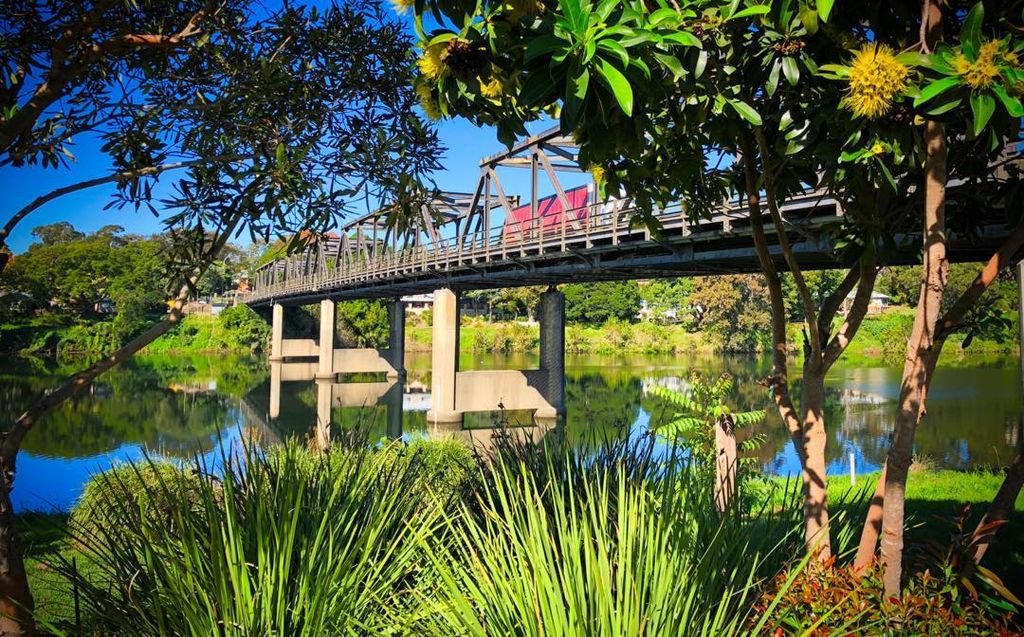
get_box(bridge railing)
[248,188,834,302]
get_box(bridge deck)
[246,191,1005,307]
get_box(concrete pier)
[270,303,284,361]
[316,299,336,380]
[387,299,405,380]
[427,289,461,423]
[427,287,566,424]
[537,287,566,418]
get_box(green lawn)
[761,470,1024,596]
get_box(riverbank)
[3,307,1017,359]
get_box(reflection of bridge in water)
[245,127,1018,434]
[263,361,555,453]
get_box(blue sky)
[1,116,592,254]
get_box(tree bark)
[880,118,948,596]
[800,361,831,560]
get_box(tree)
[0,2,441,633]
[337,300,390,348]
[408,0,885,563]
[408,0,1024,576]
[563,281,642,324]
[639,278,693,319]
[29,222,83,246]
[687,275,771,352]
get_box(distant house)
[841,290,890,315]
[402,293,433,314]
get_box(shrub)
[754,561,1020,635]
[69,460,203,549]
[217,304,270,352]
[490,322,536,352]
[565,324,590,353]
[57,442,444,636]
[413,434,801,636]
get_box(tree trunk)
[739,132,831,560]
[880,118,948,596]
[973,420,1024,565]
[854,466,886,572]
[801,362,831,560]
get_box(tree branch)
[823,251,878,369]
[753,126,823,360]
[0,155,248,257]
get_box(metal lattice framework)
[247,127,1014,307]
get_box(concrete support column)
[387,299,406,380]
[270,303,284,361]
[537,286,566,418]
[316,299,336,380]
[427,288,461,423]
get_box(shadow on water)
[2,350,1020,511]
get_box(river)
[3,351,1020,511]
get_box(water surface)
[4,350,1020,511]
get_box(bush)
[755,562,1020,635]
[490,322,536,352]
[413,434,801,636]
[69,460,203,549]
[565,324,590,353]
[58,442,444,635]
[217,304,270,352]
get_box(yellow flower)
[388,0,414,12]
[505,0,544,21]
[952,53,972,75]
[479,74,506,99]
[591,165,605,184]
[416,82,442,120]
[958,40,1002,90]
[1003,50,1020,68]
[843,45,910,119]
[417,43,449,80]
[870,142,886,155]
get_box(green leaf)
[570,67,590,100]
[960,2,984,58]
[654,53,685,80]
[970,91,995,136]
[728,98,762,125]
[729,4,771,19]
[816,0,834,22]
[992,83,1024,117]
[914,76,961,106]
[597,59,633,115]
[781,56,799,86]
[596,39,629,68]
[275,143,286,165]
[766,58,781,96]
[524,34,566,63]
[560,0,588,33]
[926,98,962,116]
[661,31,702,48]
[519,70,553,107]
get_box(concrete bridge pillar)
[316,299,336,380]
[269,360,282,419]
[387,298,405,380]
[427,288,461,423]
[314,379,332,450]
[537,287,566,419]
[270,303,284,362]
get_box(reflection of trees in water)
[3,355,270,459]
[564,371,643,442]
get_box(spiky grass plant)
[412,432,808,636]
[52,440,446,636]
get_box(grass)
[759,469,1024,596]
